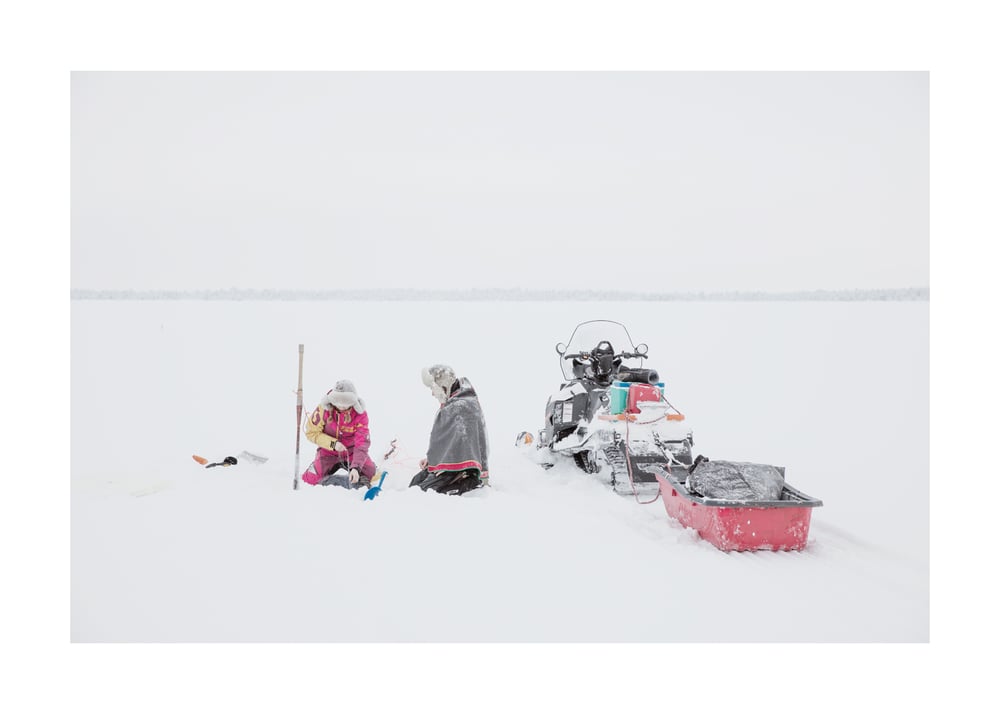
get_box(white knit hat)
[324,379,366,413]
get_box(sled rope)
[633,392,684,426]
[618,390,686,503]
[388,441,423,469]
[623,416,661,505]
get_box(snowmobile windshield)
[559,320,644,381]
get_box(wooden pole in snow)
[293,344,304,490]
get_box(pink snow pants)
[301,449,377,485]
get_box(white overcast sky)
[71,72,927,292]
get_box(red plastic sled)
[656,469,822,552]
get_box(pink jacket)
[304,403,372,470]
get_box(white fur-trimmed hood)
[321,380,366,413]
[422,364,457,405]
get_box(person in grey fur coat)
[410,364,490,495]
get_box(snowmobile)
[524,320,694,498]
[521,320,824,551]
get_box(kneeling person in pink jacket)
[301,380,377,488]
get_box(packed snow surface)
[71,300,928,642]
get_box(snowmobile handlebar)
[562,349,646,361]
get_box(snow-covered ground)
[71,299,928,642]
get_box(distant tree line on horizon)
[71,287,930,301]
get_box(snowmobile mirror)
[555,342,567,355]
[635,343,648,357]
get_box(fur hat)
[323,379,366,413]
[422,364,457,404]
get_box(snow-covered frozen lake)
[71,299,928,642]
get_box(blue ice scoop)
[364,471,387,500]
